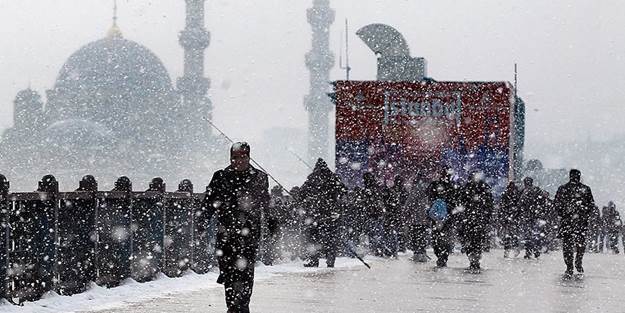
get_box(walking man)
[554,169,595,278]
[204,142,274,313]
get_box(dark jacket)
[499,184,521,229]
[457,179,494,230]
[204,165,271,248]
[518,185,547,227]
[553,181,595,237]
[299,159,346,225]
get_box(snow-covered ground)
[0,258,365,313]
[2,251,625,313]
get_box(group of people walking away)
[202,142,620,312]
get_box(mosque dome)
[48,32,178,134]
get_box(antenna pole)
[339,19,351,80]
[345,19,351,80]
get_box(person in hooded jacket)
[203,142,274,313]
[457,171,494,271]
[499,182,522,258]
[299,158,347,267]
[554,169,595,278]
[427,168,457,268]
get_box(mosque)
[0,1,216,189]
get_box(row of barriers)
[0,175,215,304]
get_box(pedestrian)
[499,182,521,258]
[427,168,457,268]
[457,171,494,272]
[604,201,623,254]
[554,169,595,278]
[406,175,430,262]
[518,177,547,259]
[587,205,601,253]
[203,142,275,313]
[260,186,284,265]
[299,158,346,267]
[383,176,407,258]
[361,172,387,257]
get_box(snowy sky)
[0,0,624,168]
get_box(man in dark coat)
[427,168,457,268]
[518,177,547,259]
[299,158,346,267]
[554,169,595,278]
[457,171,494,271]
[203,142,273,313]
[499,182,522,258]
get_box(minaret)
[305,0,335,163]
[177,0,212,141]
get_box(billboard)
[334,80,516,194]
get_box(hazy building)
[0,0,215,189]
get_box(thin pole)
[345,19,351,80]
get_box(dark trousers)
[562,233,586,272]
[523,224,541,257]
[502,224,520,251]
[464,226,485,268]
[306,222,338,266]
[410,224,429,254]
[432,222,452,266]
[217,236,257,313]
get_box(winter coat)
[553,181,595,238]
[499,185,521,230]
[299,160,346,226]
[385,184,407,230]
[457,180,494,231]
[204,165,271,250]
[406,180,430,226]
[518,185,547,227]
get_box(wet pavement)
[85,251,625,313]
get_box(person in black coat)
[427,168,457,268]
[554,169,595,277]
[518,177,547,259]
[362,172,387,257]
[457,171,494,271]
[499,182,522,258]
[299,158,346,267]
[203,142,273,313]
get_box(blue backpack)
[428,198,449,222]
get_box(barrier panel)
[191,192,214,274]
[7,191,57,303]
[96,191,132,287]
[162,192,193,277]
[0,179,8,300]
[56,191,97,295]
[131,191,164,282]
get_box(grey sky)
[0,0,624,167]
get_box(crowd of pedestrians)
[203,143,622,312]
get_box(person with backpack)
[427,168,457,268]
[457,171,494,272]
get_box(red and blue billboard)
[334,80,516,194]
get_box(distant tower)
[177,0,212,141]
[305,0,335,163]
